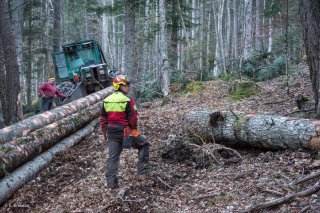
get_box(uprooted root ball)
[161,135,243,169]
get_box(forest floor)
[1,63,320,213]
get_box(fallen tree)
[0,102,102,178]
[182,110,320,150]
[0,119,99,205]
[0,87,113,144]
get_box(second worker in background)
[100,75,149,189]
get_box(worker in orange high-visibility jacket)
[100,75,149,188]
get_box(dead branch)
[243,181,320,212]
[156,176,174,189]
[288,171,320,186]
[284,108,315,116]
[261,189,285,197]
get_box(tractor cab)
[52,40,113,104]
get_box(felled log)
[0,87,113,144]
[0,119,99,205]
[182,110,320,150]
[0,102,101,178]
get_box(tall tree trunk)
[206,11,211,76]
[43,0,51,82]
[268,17,273,53]
[12,0,24,93]
[169,0,178,71]
[26,1,33,106]
[255,0,264,52]
[300,0,320,118]
[155,1,161,88]
[111,0,118,69]
[0,98,4,129]
[141,0,151,91]
[0,0,20,125]
[101,0,109,61]
[123,0,137,100]
[243,0,253,60]
[0,38,4,128]
[53,0,62,52]
[225,0,232,66]
[191,0,196,40]
[213,0,226,77]
[233,0,240,72]
[199,0,204,77]
[159,0,170,96]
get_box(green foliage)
[229,83,261,100]
[256,56,285,81]
[23,99,42,115]
[139,84,162,102]
[186,81,205,94]
[241,52,287,82]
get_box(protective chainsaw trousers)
[106,129,149,188]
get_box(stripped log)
[0,87,113,144]
[0,119,99,206]
[182,110,320,150]
[0,102,102,178]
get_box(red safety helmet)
[113,75,130,90]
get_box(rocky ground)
[1,63,320,213]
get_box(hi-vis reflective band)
[103,92,130,112]
[104,102,127,112]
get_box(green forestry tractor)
[52,40,117,104]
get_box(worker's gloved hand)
[40,94,47,99]
[132,129,139,137]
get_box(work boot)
[104,181,119,189]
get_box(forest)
[0,0,320,212]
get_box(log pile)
[0,87,113,204]
[0,87,113,144]
[182,110,320,151]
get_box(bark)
[53,0,62,52]
[169,0,178,70]
[26,1,32,105]
[0,103,101,178]
[0,99,4,129]
[11,0,24,94]
[213,0,226,77]
[233,0,239,71]
[0,0,20,125]
[191,0,196,40]
[101,0,109,61]
[183,110,320,151]
[123,0,137,100]
[159,0,170,96]
[267,0,273,54]
[141,0,150,91]
[112,0,118,69]
[0,38,4,129]
[255,0,264,52]
[0,87,113,144]
[225,0,232,63]
[243,0,253,60]
[300,0,320,117]
[0,119,98,205]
